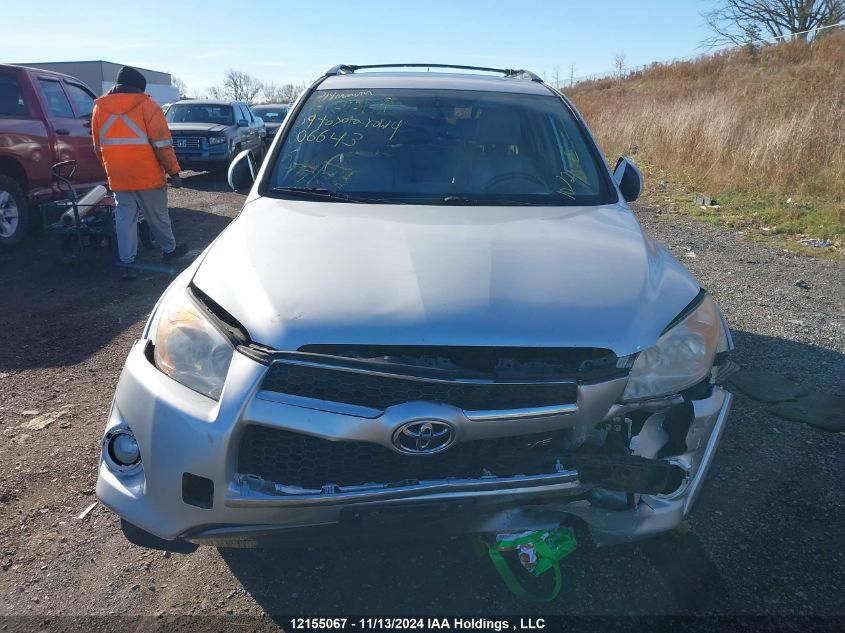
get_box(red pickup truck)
[0,64,106,250]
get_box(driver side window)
[237,104,250,124]
[64,83,96,118]
[37,79,74,118]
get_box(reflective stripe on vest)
[152,139,172,148]
[98,113,150,146]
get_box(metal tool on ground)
[40,161,154,265]
[59,184,108,226]
[40,160,116,265]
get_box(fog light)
[106,429,141,469]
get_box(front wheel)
[0,174,30,251]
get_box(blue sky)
[3,0,714,93]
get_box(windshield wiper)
[270,187,367,203]
[270,187,403,204]
[441,196,541,206]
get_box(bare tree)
[209,70,264,103]
[171,76,188,99]
[259,81,306,104]
[703,0,845,46]
[613,52,627,84]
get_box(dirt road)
[1,173,843,624]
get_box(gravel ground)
[0,175,843,625]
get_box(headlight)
[207,135,227,145]
[622,294,726,402]
[152,288,234,399]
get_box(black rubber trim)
[188,283,250,345]
[237,343,277,365]
[121,519,197,553]
[661,288,708,336]
[182,473,214,510]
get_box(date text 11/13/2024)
[288,618,547,630]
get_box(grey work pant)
[114,187,176,263]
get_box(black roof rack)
[324,63,544,83]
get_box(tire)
[0,174,29,252]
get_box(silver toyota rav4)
[97,64,734,549]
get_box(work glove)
[168,174,183,189]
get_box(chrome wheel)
[0,190,19,238]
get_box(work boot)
[162,243,188,262]
[116,261,138,280]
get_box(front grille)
[238,425,571,489]
[173,136,201,149]
[299,345,621,382]
[261,358,578,413]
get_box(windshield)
[267,88,614,205]
[253,106,290,122]
[166,104,234,125]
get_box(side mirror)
[237,119,249,127]
[613,156,643,202]
[228,149,256,191]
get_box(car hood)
[192,198,701,356]
[169,123,230,133]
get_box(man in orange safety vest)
[91,66,187,276]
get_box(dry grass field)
[567,31,845,244]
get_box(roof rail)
[324,64,544,83]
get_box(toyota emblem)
[392,420,455,454]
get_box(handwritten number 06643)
[295,129,362,147]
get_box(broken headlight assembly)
[622,293,729,402]
[151,287,235,400]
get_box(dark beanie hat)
[116,66,147,91]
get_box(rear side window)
[38,79,74,118]
[0,74,28,116]
[64,83,96,117]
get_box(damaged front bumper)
[96,340,732,548]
